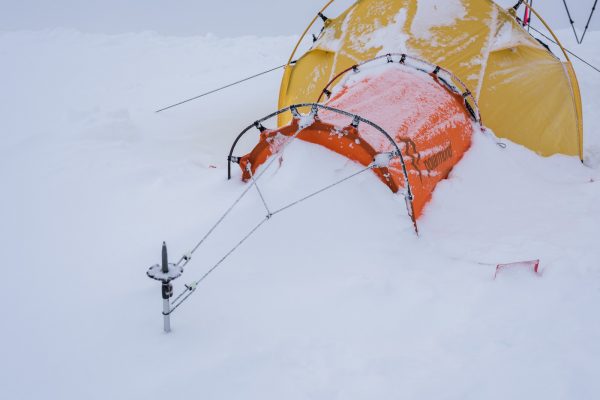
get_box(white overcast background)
[2,0,598,37]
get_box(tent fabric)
[241,64,474,219]
[277,0,583,160]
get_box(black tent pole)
[579,0,598,44]
[561,0,581,43]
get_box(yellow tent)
[278,0,583,160]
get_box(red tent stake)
[494,259,540,279]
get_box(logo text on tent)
[423,144,453,171]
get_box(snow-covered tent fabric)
[278,0,584,160]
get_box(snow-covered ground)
[1,27,599,399]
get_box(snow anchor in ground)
[147,242,183,332]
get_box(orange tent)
[234,56,477,224]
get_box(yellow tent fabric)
[278,0,583,160]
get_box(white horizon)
[2,0,598,38]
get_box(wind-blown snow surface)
[1,29,599,399]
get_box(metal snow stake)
[147,242,183,332]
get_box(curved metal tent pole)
[518,1,574,65]
[277,0,338,119]
[226,102,417,227]
[315,52,483,125]
[285,0,336,66]
[520,0,584,161]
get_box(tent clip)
[311,103,319,117]
[290,105,302,119]
[372,151,399,168]
[512,0,524,11]
[254,121,266,132]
